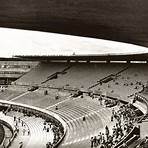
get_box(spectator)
[28,129,30,135]
[90,137,94,148]
[105,125,109,140]
[83,116,86,121]
[93,136,98,147]
[23,128,26,136]
[44,90,48,95]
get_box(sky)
[0,27,148,58]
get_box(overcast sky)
[0,27,148,58]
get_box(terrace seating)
[47,96,116,147]
[0,89,26,101]
[15,62,68,85]
[10,88,71,108]
[91,64,148,99]
[49,63,126,89]
[0,63,148,148]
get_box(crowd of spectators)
[91,94,118,108]
[90,103,137,148]
[44,120,62,148]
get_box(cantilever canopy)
[0,0,148,47]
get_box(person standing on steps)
[90,137,94,148]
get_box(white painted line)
[9,91,30,101]
[45,95,81,109]
[66,107,106,124]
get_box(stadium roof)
[0,1,148,47]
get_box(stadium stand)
[0,60,148,148]
[90,64,148,100]
[48,63,127,89]
[15,62,69,85]
[0,61,38,85]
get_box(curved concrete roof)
[0,0,148,47]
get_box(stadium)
[0,54,148,148]
[0,0,148,148]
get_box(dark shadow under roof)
[15,53,148,61]
[0,0,148,47]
